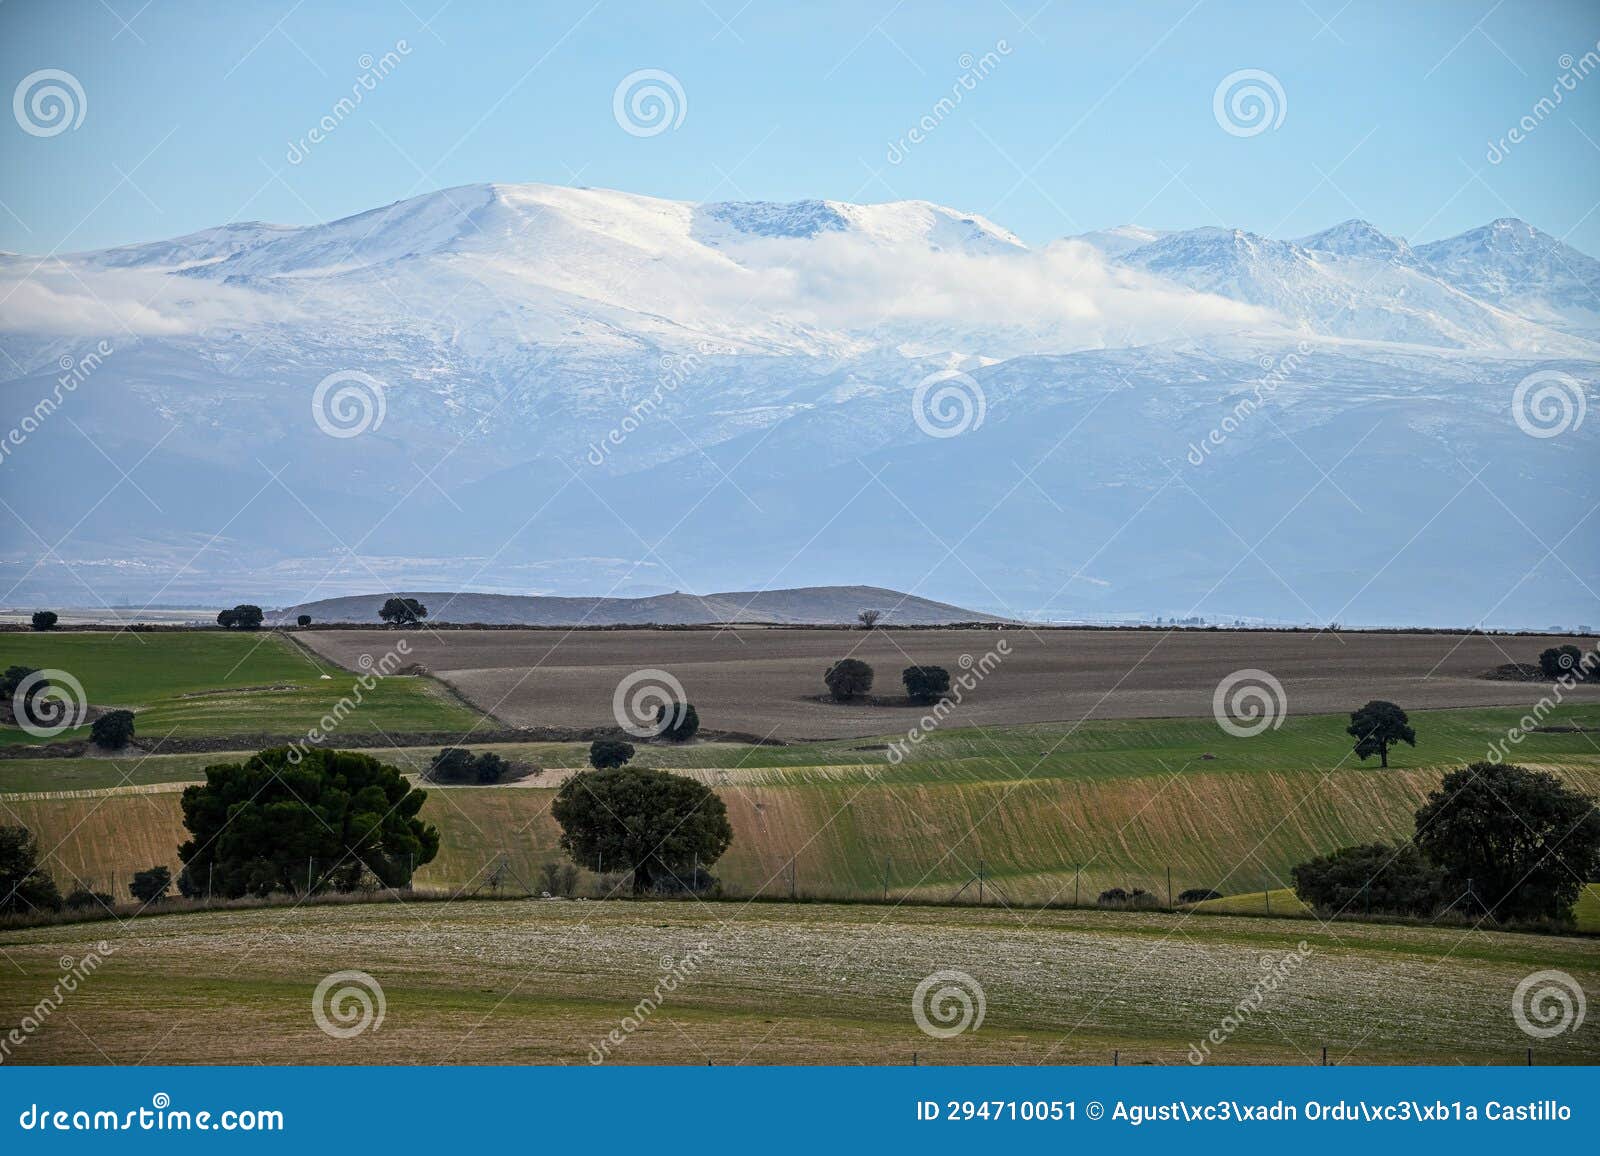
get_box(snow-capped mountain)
[0,183,1594,627]
[1114,221,1591,353]
[1415,218,1600,340]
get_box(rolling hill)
[275,585,1007,625]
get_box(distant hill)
[274,585,1009,626]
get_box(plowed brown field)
[299,627,1596,739]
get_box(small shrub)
[296,614,312,627]
[30,610,58,631]
[1096,887,1128,905]
[425,747,514,784]
[90,709,136,750]
[1539,644,1588,680]
[64,885,114,911]
[902,665,951,705]
[588,739,635,769]
[1177,888,1224,904]
[824,658,874,701]
[857,609,882,629]
[129,865,171,904]
[1290,841,1444,916]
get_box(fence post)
[978,859,985,905]
[1073,867,1079,907]
[307,856,314,896]
[883,856,891,902]
[1166,866,1172,907]
[1264,888,1271,915]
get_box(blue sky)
[2,0,1599,254]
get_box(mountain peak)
[1296,219,1413,261]
[1065,224,1168,257]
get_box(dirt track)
[295,627,1597,740]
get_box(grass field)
[1,899,1594,1065]
[6,702,1597,911]
[0,631,481,745]
[300,626,1600,739]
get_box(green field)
[0,631,481,745]
[1,899,1593,1065]
[6,701,1598,914]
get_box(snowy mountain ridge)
[0,182,1595,626]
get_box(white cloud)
[0,262,302,336]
